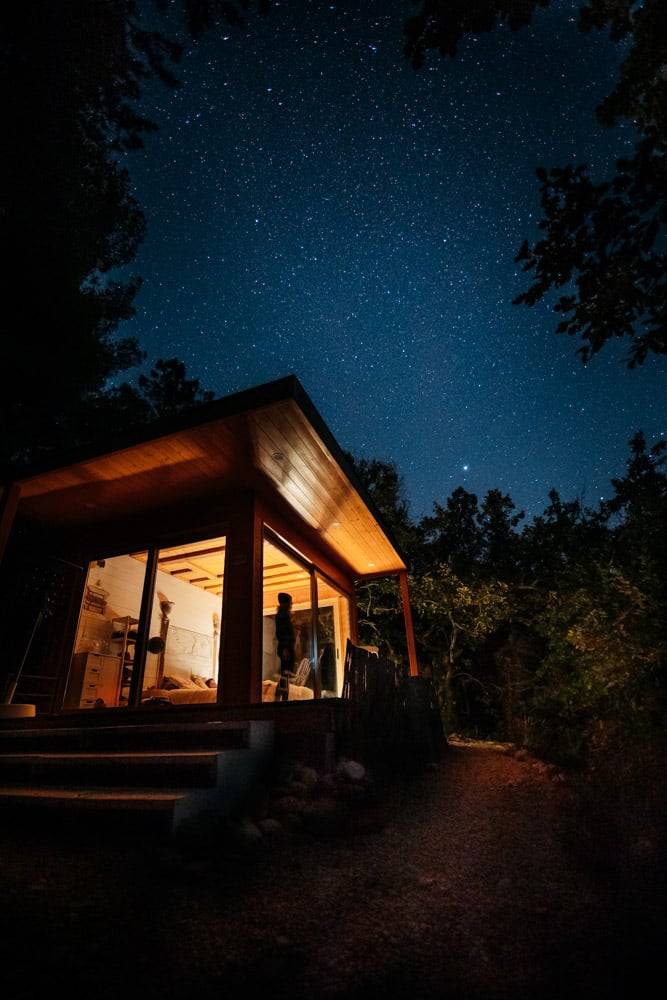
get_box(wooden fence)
[338,639,447,774]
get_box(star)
[124,0,667,522]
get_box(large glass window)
[64,536,226,710]
[315,573,350,697]
[261,534,351,702]
[143,538,225,703]
[261,536,313,701]
[64,553,146,709]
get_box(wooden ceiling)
[137,536,313,606]
[7,377,406,580]
[142,538,229,599]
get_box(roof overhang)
[2,376,406,580]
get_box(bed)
[142,672,217,705]
[141,671,313,704]
[142,686,218,705]
[261,679,313,701]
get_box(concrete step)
[0,719,275,838]
[0,750,221,788]
[0,785,188,812]
[0,720,250,754]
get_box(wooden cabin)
[0,376,418,829]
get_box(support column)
[0,483,21,566]
[218,494,262,705]
[400,570,419,677]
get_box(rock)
[337,759,367,782]
[225,815,263,848]
[257,816,287,840]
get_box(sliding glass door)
[64,535,226,710]
[261,533,350,702]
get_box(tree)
[516,431,667,763]
[1,1,289,468]
[532,553,666,764]
[135,358,216,418]
[420,487,483,578]
[604,430,667,576]
[403,0,549,68]
[519,489,606,584]
[74,357,216,439]
[1,1,188,464]
[477,489,524,579]
[347,455,419,562]
[419,486,523,580]
[405,1,667,365]
[162,0,276,39]
[410,564,509,731]
[347,456,420,658]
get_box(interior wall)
[149,568,221,685]
[73,555,146,654]
[73,555,222,690]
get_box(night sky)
[120,0,666,522]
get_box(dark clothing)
[275,602,295,701]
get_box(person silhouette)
[275,592,295,701]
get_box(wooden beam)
[0,483,21,565]
[400,570,419,677]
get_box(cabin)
[0,376,420,833]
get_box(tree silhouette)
[0,2,215,465]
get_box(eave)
[1,376,406,581]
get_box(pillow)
[161,675,199,690]
[191,675,209,689]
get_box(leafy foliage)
[403,0,549,68]
[345,455,420,563]
[532,555,665,764]
[2,3,665,777]
[0,1,255,467]
[420,486,524,579]
[353,432,666,777]
[516,0,667,365]
[410,565,510,730]
[2,3,177,458]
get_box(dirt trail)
[0,741,661,999]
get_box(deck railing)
[339,639,446,773]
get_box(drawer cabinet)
[64,652,122,709]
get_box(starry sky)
[120,0,666,522]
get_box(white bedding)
[142,686,217,705]
[141,678,313,704]
[261,679,313,701]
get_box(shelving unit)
[110,616,139,704]
[63,653,122,709]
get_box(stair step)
[0,751,220,763]
[0,720,250,754]
[0,785,188,811]
[0,750,221,788]
[0,718,276,836]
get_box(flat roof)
[3,376,406,580]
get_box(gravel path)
[1,741,661,999]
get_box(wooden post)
[400,570,419,677]
[0,483,21,566]
[156,613,170,688]
[219,494,262,705]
